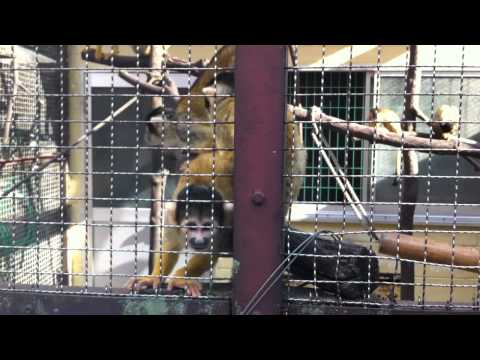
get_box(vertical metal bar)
[233,45,286,315]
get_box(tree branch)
[118,70,181,103]
[80,48,150,67]
[3,57,18,144]
[290,105,480,160]
[80,48,208,76]
[118,70,164,94]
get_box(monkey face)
[180,217,219,251]
[175,185,226,252]
[432,105,460,139]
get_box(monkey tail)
[465,156,480,172]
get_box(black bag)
[284,228,379,300]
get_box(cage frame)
[0,45,480,315]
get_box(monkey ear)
[223,202,234,224]
[202,87,217,110]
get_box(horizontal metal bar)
[0,286,231,315]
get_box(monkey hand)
[125,276,161,292]
[167,278,203,298]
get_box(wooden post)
[399,45,421,300]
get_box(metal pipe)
[233,45,286,315]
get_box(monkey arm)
[172,253,217,279]
[151,245,180,277]
[413,106,431,124]
[125,231,181,290]
[167,254,218,297]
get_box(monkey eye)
[202,222,213,228]
[184,221,196,228]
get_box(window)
[287,71,367,204]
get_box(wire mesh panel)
[283,45,480,313]
[1,45,480,315]
[0,45,235,314]
[288,71,365,203]
[53,45,235,303]
[0,46,62,288]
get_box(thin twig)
[3,57,18,144]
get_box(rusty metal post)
[233,45,287,315]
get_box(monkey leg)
[125,239,180,291]
[167,254,218,297]
[94,46,104,61]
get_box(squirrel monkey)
[429,105,460,141]
[368,108,403,134]
[368,108,411,185]
[94,45,119,61]
[126,150,234,297]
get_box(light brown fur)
[429,105,460,141]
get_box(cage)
[0,45,479,315]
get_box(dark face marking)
[146,106,176,136]
[176,185,224,251]
[181,218,217,250]
[440,122,454,133]
[204,71,235,111]
[175,185,225,228]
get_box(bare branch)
[118,70,164,94]
[118,69,180,104]
[81,48,150,67]
[3,57,18,144]
[167,57,208,77]
[289,105,480,159]
[162,72,180,104]
[81,48,208,76]
[413,106,431,123]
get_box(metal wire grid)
[284,45,480,310]
[83,46,231,296]
[0,45,233,298]
[1,45,479,314]
[288,71,365,203]
[0,46,62,287]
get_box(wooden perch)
[81,48,150,67]
[118,70,163,94]
[290,106,480,160]
[118,70,181,103]
[81,48,208,76]
[379,233,479,272]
